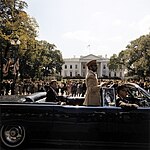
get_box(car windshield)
[125,83,150,100]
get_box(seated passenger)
[46,80,58,102]
[116,85,139,109]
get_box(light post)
[0,38,3,95]
[144,70,146,81]
[10,35,21,62]
[9,36,20,85]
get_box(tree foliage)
[19,40,64,80]
[108,54,119,70]
[0,0,64,80]
[108,34,150,79]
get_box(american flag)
[3,58,13,77]
[13,58,19,75]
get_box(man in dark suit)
[116,85,139,109]
[46,80,58,102]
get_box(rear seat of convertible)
[25,92,60,105]
[24,92,84,106]
[25,92,47,102]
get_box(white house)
[61,54,125,79]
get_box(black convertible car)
[0,83,150,149]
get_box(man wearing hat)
[83,60,101,106]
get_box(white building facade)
[61,54,125,79]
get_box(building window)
[83,64,85,69]
[102,70,106,76]
[103,64,106,69]
[120,72,122,77]
[75,64,78,69]
[109,72,111,77]
[114,72,116,77]
[65,65,67,69]
[70,71,72,77]
[70,65,72,69]
[82,71,85,77]
[64,71,67,77]
[75,71,78,76]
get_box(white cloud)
[92,11,104,18]
[63,30,90,42]
[138,15,150,34]
[108,36,122,42]
[112,20,122,27]
[129,15,150,34]
[62,30,101,43]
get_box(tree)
[125,34,150,78]
[19,40,64,79]
[108,54,119,70]
[33,40,64,78]
[1,0,64,80]
[108,34,150,79]
[0,0,39,80]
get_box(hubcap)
[1,125,25,148]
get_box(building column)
[97,62,100,78]
[79,61,82,76]
[100,62,103,77]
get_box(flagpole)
[87,44,91,54]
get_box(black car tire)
[0,124,26,149]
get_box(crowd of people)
[0,79,150,96]
[0,78,87,97]
[0,78,150,97]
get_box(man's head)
[86,60,97,72]
[117,85,128,98]
[50,80,58,89]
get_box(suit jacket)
[83,70,101,106]
[116,97,129,107]
[116,97,139,107]
[46,86,58,102]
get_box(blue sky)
[25,0,150,58]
